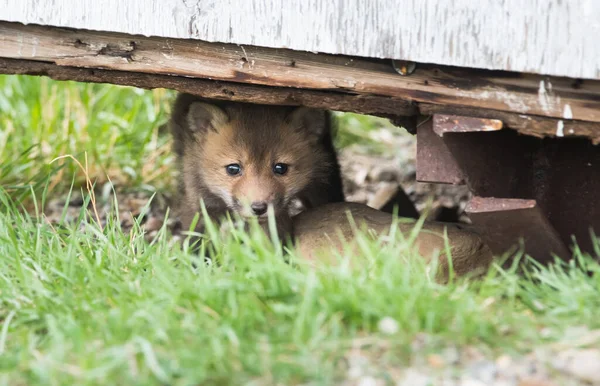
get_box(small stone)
[377,316,399,335]
[494,355,513,373]
[119,211,134,228]
[518,377,557,386]
[144,216,163,232]
[345,350,369,380]
[353,168,369,186]
[531,300,545,311]
[357,376,381,386]
[441,346,460,365]
[101,182,113,201]
[467,360,497,384]
[510,356,542,379]
[459,377,487,386]
[128,198,150,217]
[369,166,398,182]
[427,353,445,368]
[539,328,552,338]
[552,348,600,383]
[144,230,158,242]
[347,191,369,204]
[397,369,431,386]
[463,346,485,362]
[400,166,416,183]
[402,183,415,195]
[410,333,432,352]
[347,365,363,379]
[492,381,514,386]
[369,128,395,143]
[367,183,398,210]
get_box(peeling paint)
[556,120,564,137]
[538,81,549,113]
[538,80,561,115]
[462,89,531,113]
[563,104,573,119]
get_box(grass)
[0,75,176,203]
[0,75,402,204]
[1,75,600,385]
[332,112,410,154]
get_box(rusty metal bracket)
[465,197,570,263]
[416,117,466,185]
[416,113,600,262]
[419,114,532,197]
[433,115,503,135]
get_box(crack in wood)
[97,41,137,62]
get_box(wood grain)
[0,58,416,117]
[2,0,599,80]
[2,58,599,144]
[1,21,600,125]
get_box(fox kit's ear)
[286,107,329,138]
[187,102,229,133]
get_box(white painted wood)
[1,0,599,80]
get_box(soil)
[340,327,600,386]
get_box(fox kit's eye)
[225,163,242,176]
[273,163,289,175]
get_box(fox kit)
[169,93,344,246]
[293,202,494,283]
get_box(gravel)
[338,328,600,386]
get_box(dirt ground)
[340,327,600,386]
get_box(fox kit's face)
[181,101,330,219]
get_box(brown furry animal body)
[169,93,345,245]
[293,202,494,282]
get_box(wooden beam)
[0,58,416,117]
[1,21,600,125]
[2,58,600,144]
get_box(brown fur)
[292,202,495,282]
[169,93,344,246]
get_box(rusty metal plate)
[433,114,503,136]
[416,114,600,260]
[524,138,600,255]
[416,118,465,185]
[465,196,570,263]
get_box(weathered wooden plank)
[3,58,600,144]
[1,0,599,80]
[1,21,600,126]
[0,58,416,117]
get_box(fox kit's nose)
[251,202,268,216]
